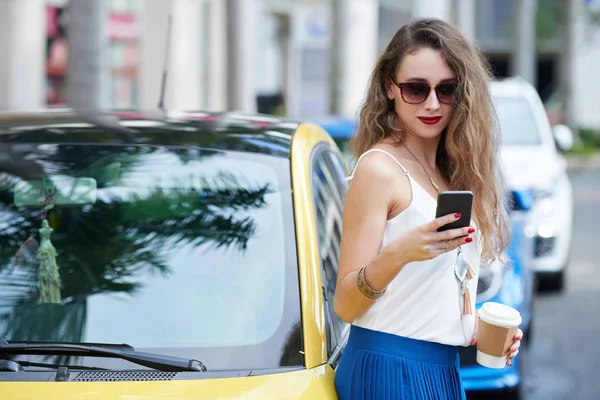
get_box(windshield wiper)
[14,360,109,371]
[0,342,206,372]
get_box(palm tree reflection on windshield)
[119,172,273,254]
[0,153,274,346]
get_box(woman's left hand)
[506,329,523,367]
[470,318,523,367]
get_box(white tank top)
[348,149,481,347]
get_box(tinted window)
[0,143,301,371]
[312,147,348,357]
[494,96,542,145]
[333,138,355,171]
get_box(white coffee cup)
[476,302,522,369]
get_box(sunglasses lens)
[401,82,429,104]
[436,83,457,104]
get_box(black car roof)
[0,109,300,158]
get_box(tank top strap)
[346,148,410,183]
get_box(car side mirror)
[552,124,574,152]
[509,189,532,212]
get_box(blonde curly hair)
[351,18,510,265]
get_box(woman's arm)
[333,154,411,323]
[333,153,474,323]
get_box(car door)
[310,143,350,368]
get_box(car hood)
[500,145,562,190]
[0,365,336,400]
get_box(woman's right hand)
[383,212,475,264]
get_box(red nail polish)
[465,237,473,243]
[468,227,475,233]
[454,213,461,219]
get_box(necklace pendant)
[429,177,440,192]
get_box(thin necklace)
[404,145,440,193]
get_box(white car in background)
[491,77,574,291]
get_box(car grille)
[458,345,478,367]
[534,235,555,257]
[72,371,179,382]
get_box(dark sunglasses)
[391,79,457,105]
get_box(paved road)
[522,170,600,400]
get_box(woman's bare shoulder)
[353,149,400,182]
[348,147,412,210]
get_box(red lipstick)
[418,116,442,125]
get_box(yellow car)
[0,110,350,399]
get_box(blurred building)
[379,0,600,130]
[0,0,598,130]
[0,0,141,110]
[246,0,600,129]
[573,0,600,129]
[0,0,47,110]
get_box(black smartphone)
[435,190,473,232]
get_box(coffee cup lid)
[478,302,522,328]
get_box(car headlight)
[476,259,505,303]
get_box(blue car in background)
[313,116,535,400]
[459,190,535,399]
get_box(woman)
[333,18,523,400]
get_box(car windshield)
[0,143,301,371]
[493,96,542,145]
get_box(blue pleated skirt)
[334,325,466,400]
